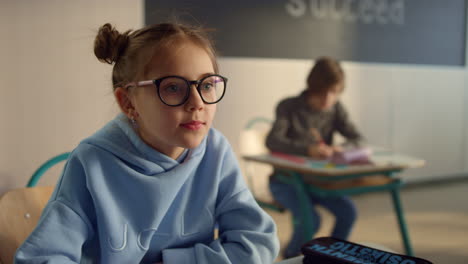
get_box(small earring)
[128,108,138,127]
[129,115,138,127]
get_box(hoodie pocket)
[182,207,214,236]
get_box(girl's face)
[126,41,217,159]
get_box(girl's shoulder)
[64,142,108,167]
[204,127,233,155]
[206,127,230,147]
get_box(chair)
[0,152,70,264]
[0,186,54,263]
[239,117,285,212]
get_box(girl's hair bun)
[94,23,130,64]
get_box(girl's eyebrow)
[148,72,216,81]
[198,72,217,79]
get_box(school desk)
[243,149,425,257]
[274,255,303,264]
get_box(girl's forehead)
[145,42,215,79]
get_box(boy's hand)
[332,145,343,153]
[308,143,333,159]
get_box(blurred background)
[1,0,467,263]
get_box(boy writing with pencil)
[266,57,363,259]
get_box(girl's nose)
[184,85,204,112]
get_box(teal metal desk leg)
[291,172,315,241]
[390,188,413,256]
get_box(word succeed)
[285,0,405,25]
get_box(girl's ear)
[114,87,137,119]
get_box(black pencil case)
[301,237,433,264]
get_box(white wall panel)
[0,0,143,195]
[392,66,466,181]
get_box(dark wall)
[146,0,466,66]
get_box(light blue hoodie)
[15,114,279,263]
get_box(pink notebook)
[331,147,372,165]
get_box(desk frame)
[244,155,416,256]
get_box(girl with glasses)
[16,22,279,264]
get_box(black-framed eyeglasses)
[125,74,228,107]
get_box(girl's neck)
[136,127,186,160]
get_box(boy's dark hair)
[306,57,344,95]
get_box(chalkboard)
[145,0,466,66]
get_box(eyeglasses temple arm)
[137,80,154,86]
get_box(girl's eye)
[165,84,180,93]
[201,83,213,91]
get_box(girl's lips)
[180,121,205,130]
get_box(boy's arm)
[334,102,364,145]
[15,155,94,264]
[162,145,280,264]
[266,101,311,156]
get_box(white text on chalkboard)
[286,0,405,25]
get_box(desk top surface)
[274,256,303,264]
[243,149,425,177]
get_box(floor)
[267,179,468,263]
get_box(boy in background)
[266,57,363,259]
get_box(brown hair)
[94,23,218,90]
[306,57,345,95]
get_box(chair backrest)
[239,117,286,212]
[27,152,70,187]
[239,117,272,156]
[0,152,69,263]
[0,186,54,264]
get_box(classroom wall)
[0,0,144,196]
[1,1,467,197]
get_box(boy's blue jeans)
[269,177,357,258]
